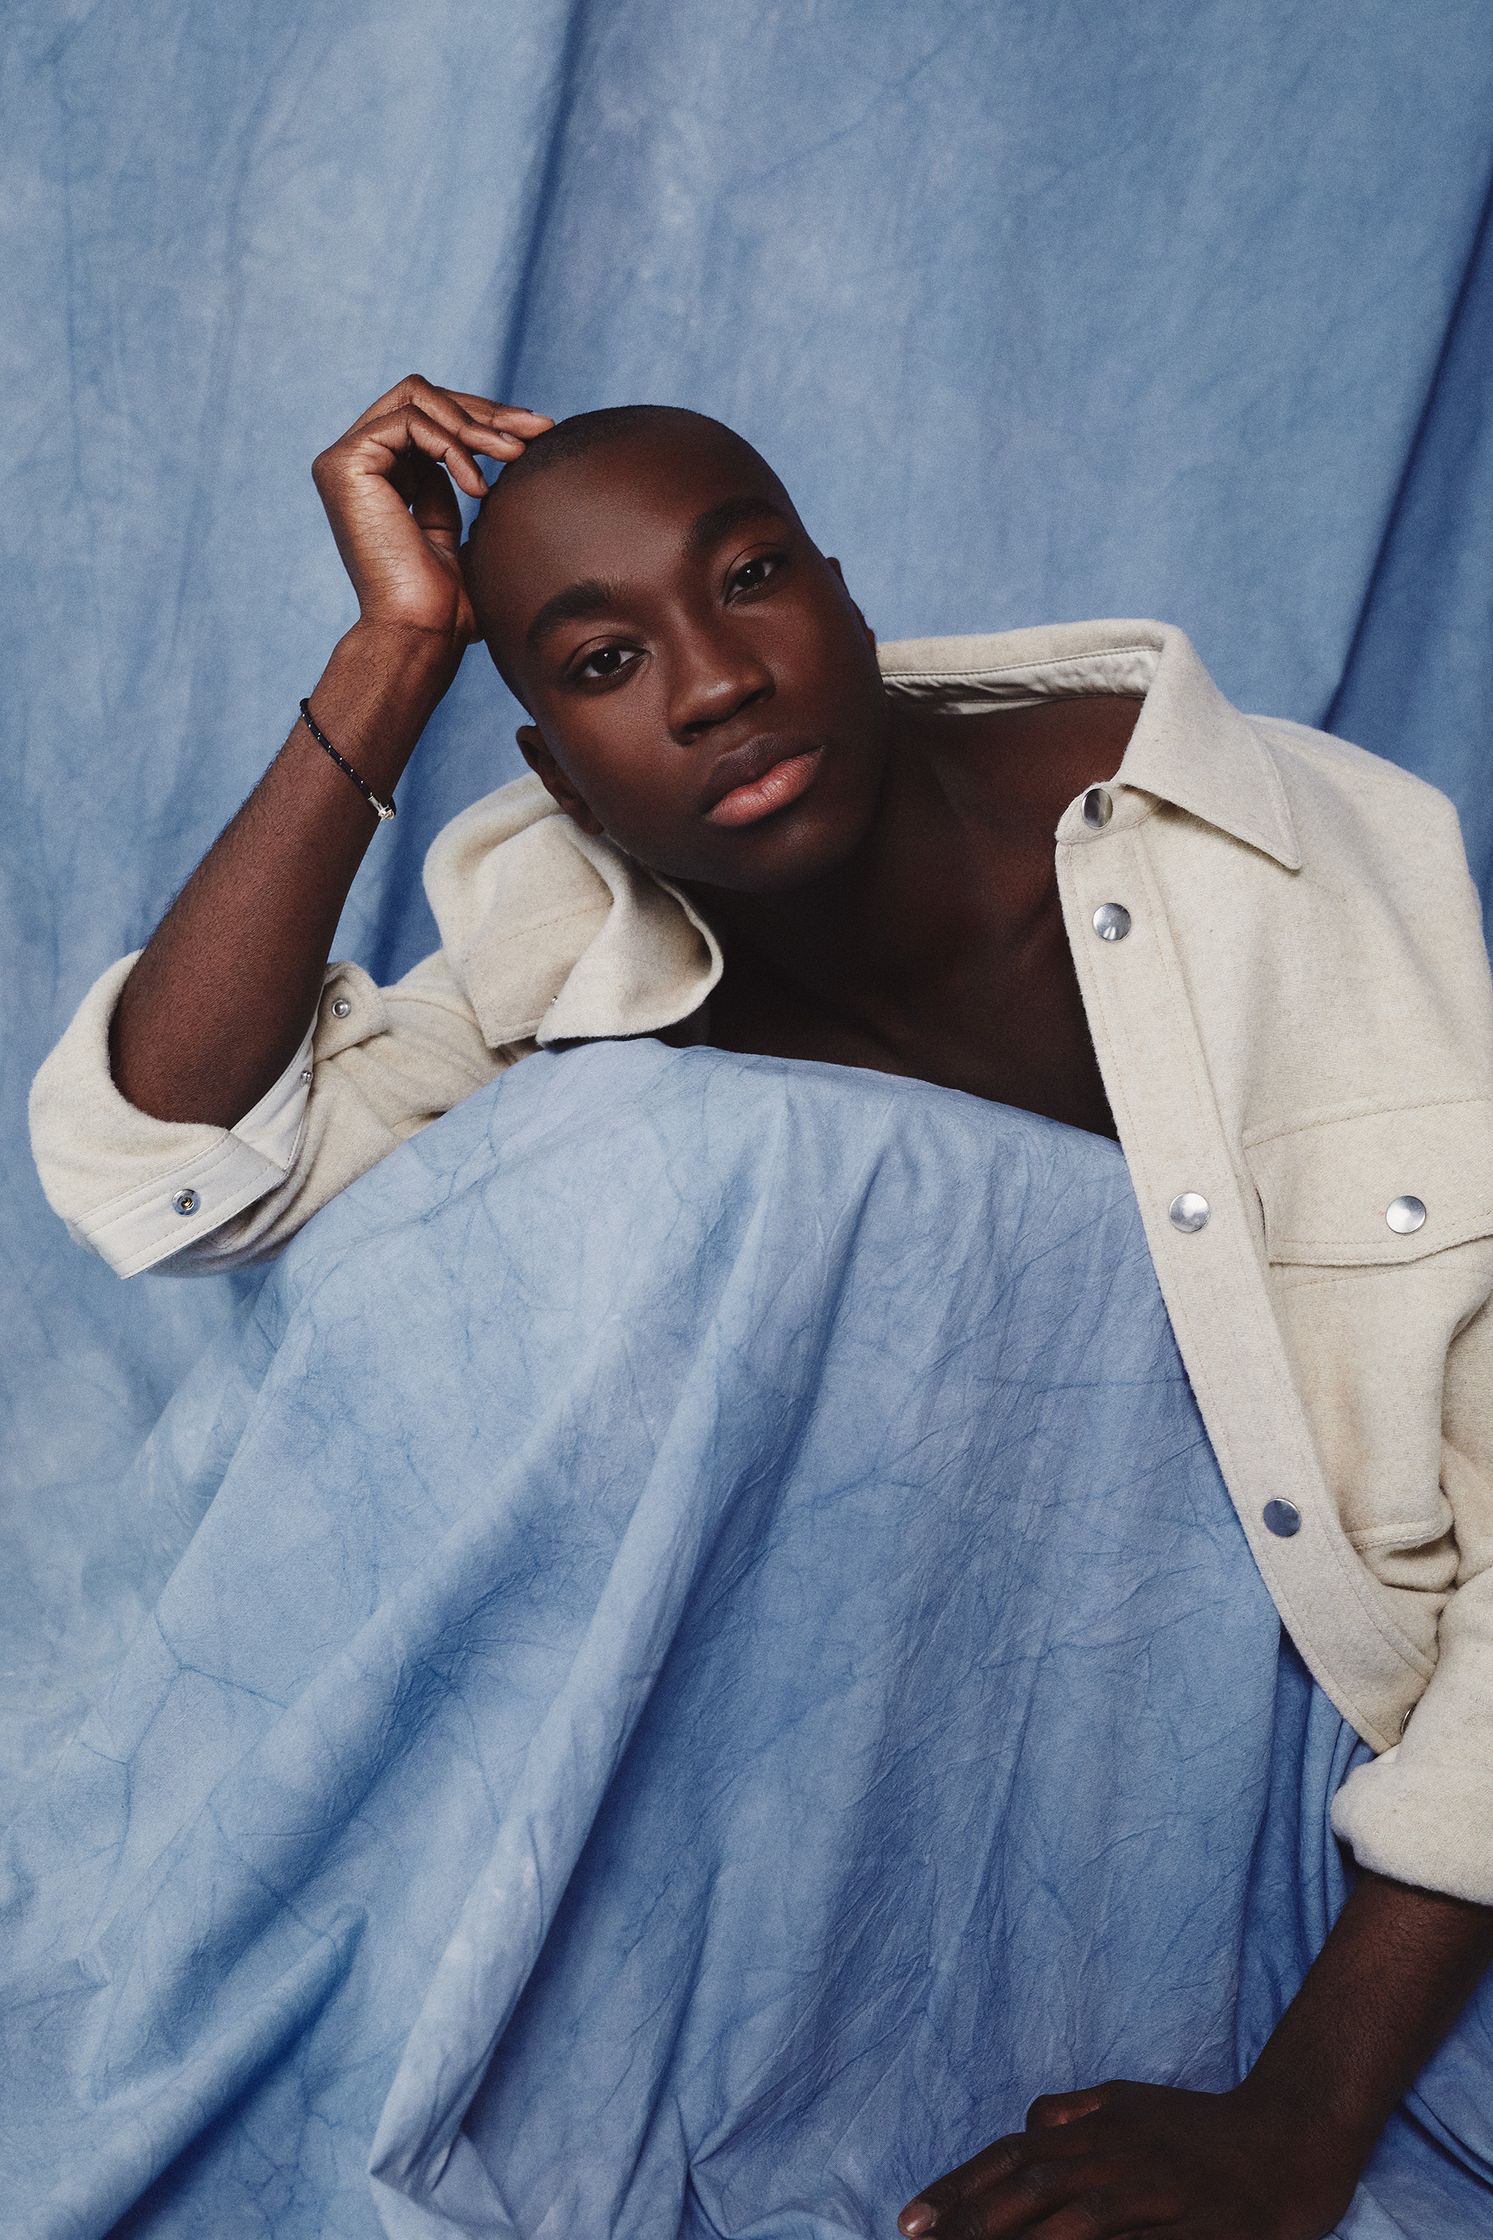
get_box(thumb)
[409,452,461,552]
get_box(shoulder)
[1254,712,1464,832]
[1251,713,1473,877]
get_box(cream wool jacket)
[30,618,1493,1904]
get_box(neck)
[676,688,1136,1028]
[677,693,950,1016]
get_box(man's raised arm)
[110,377,552,1126]
[30,379,552,1277]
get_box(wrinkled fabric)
[3,1041,1492,2237]
[7,1,1493,1799]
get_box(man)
[30,375,1493,2238]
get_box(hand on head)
[311,374,554,650]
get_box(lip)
[701,734,825,826]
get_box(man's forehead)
[467,427,798,662]
[479,424,782,556]
[519,477,793,573]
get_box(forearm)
[110,620,459,1126]
[1240,1866,1493,2152]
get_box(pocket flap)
[1245,1098,1493,1265]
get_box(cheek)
[565,726,693,849]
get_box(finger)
[1025,2211,1164,2240]
[407,451,462,549]
[412,392,552,446]
[317,406,509,505]
[344,371,444,435]
[441,389,555,430]
[921,2158,1070,2239]
[954,2143,1178,2240]
[1023,2191,1172,2240]
[1027,2089,1116,2131]
[347,374,550,445]
[380,395,532,468]
[351,404,494,500]
[900,2135,1032,2234]
[339,393,521,480]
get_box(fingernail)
[900,2209,936,2237]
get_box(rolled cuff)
[29,952,320,1277]
[1329,1616,1493,1903]
[1329,1748,1493,1904]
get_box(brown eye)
[730,552,783,594]
[575,645,638,683]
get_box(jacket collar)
[421,770,725,1050]
[424,617,1299,1051]
[876,617,1302,871]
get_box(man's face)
[462,427,893,893]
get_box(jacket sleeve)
[27,945,517,1278]
[1330,1273,1493,1902]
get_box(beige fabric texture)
[29,618,1493,1902]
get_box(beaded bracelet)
[298,698,396,822]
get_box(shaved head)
[483,403,789,505]
[463,406,800,705]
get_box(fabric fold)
[4,1042,1493,2237]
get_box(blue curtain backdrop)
[4,0,1493,1776]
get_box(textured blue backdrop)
[4,0,1493,1774]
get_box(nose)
[665,616,774,743]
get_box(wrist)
[1231,2052,1385,2164]
[344,615,466,694]
[300,621,465,799]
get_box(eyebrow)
[524,493,794,657]
[524,577,624,656]
[683,492,793,560]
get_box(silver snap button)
[1386,1195,1426,1235]
[1168,1191,1210,1232]
[1082,785,1113,829]
[300,1067,313,1083]
[1263,1498,1301,1538]
[330,996,352,1020]
[1092,902,1131,942]
[172,1188,200,1217]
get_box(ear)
[825,555,876,650]
[515,725,606,837]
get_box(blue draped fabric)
[3,1042,1493,2236]
[5,3,1493,1782]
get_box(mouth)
[701,734,826,828]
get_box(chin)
[685,796,873,895]
[614,738,885,894]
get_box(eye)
[729,550,785,595]
[572,644,640,684]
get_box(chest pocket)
[1244,1097,1493,1267]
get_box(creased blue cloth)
[8,6,1493,1799]
[3,1041,1491,2237]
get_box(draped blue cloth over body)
[3,1041,1492,2237]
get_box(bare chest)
[692,696,1140,1141]
[701,899,1118,1142]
